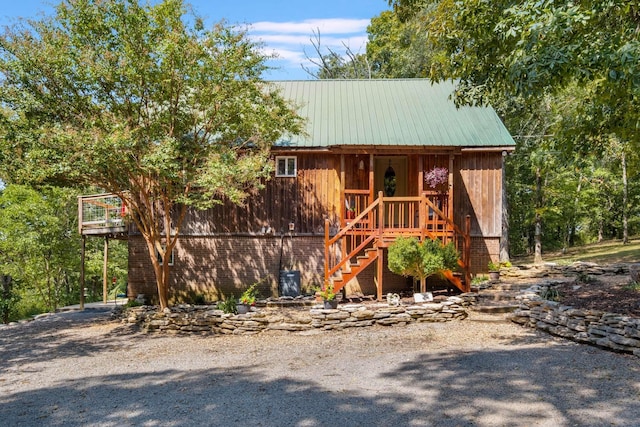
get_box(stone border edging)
[510,283,640,357]
[119,295,475,334]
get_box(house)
[90,79,515,303]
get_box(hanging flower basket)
[424,167,448,192]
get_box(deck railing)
[78,193,126,234]
[326,191,471,290]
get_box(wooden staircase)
[324,191,471,300]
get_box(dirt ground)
[555,274,640,317]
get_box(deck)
[78,193,128,238]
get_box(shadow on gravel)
[0,311,138,375]
[384,346,640,426]
[1,344,639,426]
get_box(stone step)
[476,290,523,302]
[485,282,535,291]
[472,301,520,314]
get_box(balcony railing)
[78,193,127,235]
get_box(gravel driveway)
[1,308,639,427]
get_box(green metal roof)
[272,79,515,149]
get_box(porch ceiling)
[272,79,515,149]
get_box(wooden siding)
[181,153,340,235]
[178,150,503,240]
[454,152,503,237]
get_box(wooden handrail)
[325,191,472,292]
[328,198,380,247]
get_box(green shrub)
[540,287,561,301]
[217,295,238,314]
[388,237,459,282]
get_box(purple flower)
[424,167,448,188]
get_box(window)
[156,247,175,266]
[276,156,297,177]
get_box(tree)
[366,9,434,78]
[302,29,373,79]
[0,0,303,309]
[387,237,459,292]
[0,185,80,314]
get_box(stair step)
[476,291,522,302]
[486,282,533,291]
[472,302,520,314]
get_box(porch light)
[358,160,365,170]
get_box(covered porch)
[325,152,471,300]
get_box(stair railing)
[325,192,472,291]
[324,198,380,283]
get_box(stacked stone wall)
[120,295,475,335]
[511,281,640,357]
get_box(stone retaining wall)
[120,295,475,335]
[511,283,640,357]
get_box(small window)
[276,156,297,177]
[156,247,175,266]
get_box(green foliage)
[381,0,640,257]
[0,0,303,309]
[489,261,511,271]
[239,283,259,305]
[317,284,336,301]
[576,271,594,284]
[217,295,238,314]
[471,275,489,285]
[123,299,143,309]
[388,237,459,281]
[0,184,127,319]
[540,286,561,302]
[624,282,640,292]
[0,275,19,324]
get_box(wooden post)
[80,235,85,310]
[448,154,455,223]
[339,155,347,269]
[369,154,374,204]
[77,196,83,235]
[103,236,109,304]
[340,155,346,227]
[324,219,330,284]
[377,191,384,301]
[465,215,472,290]
[377,247,384,302]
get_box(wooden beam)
[448,154,455,223]
[80,236,85,311]
[369,154,374,203]
[103,237,109,304]
[340,155,346,228]
[377,247,384,302]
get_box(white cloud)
[251,18,370,35]
[248,18,371,78]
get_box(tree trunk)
[145,238,170,310]
[534,167,543,264]
[622,150,629,244]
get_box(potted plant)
[237,283,258,314]
[487,260,511,282]
[318,283,338,309]
[345,200,355,219]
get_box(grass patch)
[513,238,640,265]
[624,282,640,292]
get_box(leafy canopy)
[0,0,304,309]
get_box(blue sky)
[0,0,390,80]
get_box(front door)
[374,156,407,197]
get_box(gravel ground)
[1,308,639,427]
